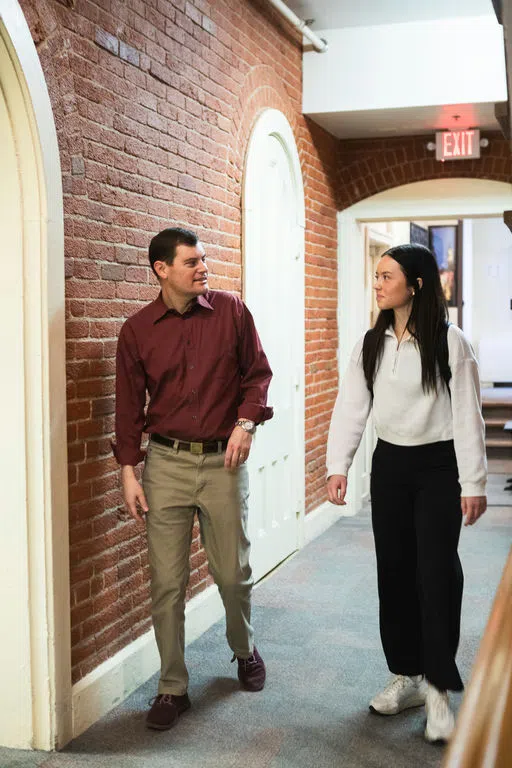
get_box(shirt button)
[191,389,196,395]
[189,364,195,370]
[192,415,197,420]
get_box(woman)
[326,243,487,743]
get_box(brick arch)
[18,0,81,196]
[227,67,341,515]
[228,64,302,195]
[337,132,512,210]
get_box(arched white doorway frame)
[337,178,512,516]
[242,108,306,579]
[0,1,71,750]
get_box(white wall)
[303,16,506,115]
[462,219,473,342]
[366,221,411,244]
[390,221,411,244]
[351,179,512,222]
[470,218,512,382]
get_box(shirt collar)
[385,327,414,342]
[150,292,214,324]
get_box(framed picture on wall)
[429,225,458,307]
[410,222,429,247]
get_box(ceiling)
[285,0,495,30]
[282,1,504,139]
[310,102,502,140]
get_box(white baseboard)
[72,584,224,739]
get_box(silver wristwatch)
[235,419,256,435]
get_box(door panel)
[244,113,304,581]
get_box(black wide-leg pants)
[370,438,464,692]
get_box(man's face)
[156,243,209,300]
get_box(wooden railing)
[443,547,512,768]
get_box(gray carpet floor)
[486,473,512,506]
[2,484,511,768]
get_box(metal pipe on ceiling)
[266,0,328,52]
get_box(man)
[114,227,273,730]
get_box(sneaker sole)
[424,726,453,744]
[146,701,191,731]
[239,679,266,692]
[425,735,449,745]
[369,694,426,716]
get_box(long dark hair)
[362,243,450,395]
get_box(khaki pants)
[142,439,254,695]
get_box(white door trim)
[242,108,306,562]
[337,178,512,515]
[0,1,71,749]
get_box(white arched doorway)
[0,1,70,750]
[337,178,512,516]
[243,109,305,581]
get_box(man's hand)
[225,426,253,470]
[121,465,149,524]
[461,496,487,526]
[327,474,348,506]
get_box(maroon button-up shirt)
[113,290,273,466]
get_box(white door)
[243,109,304,582]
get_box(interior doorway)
[0,6,70,749]
[337,178,512,516]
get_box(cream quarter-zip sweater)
[326,324,487,497]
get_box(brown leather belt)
[151,433,228,454]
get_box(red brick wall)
[337,132,512,210]
[20,0,339,682]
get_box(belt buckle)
[190,441,203,455]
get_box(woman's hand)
[461,496,487,526]
[327,474,348,506]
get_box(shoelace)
[384,675,410,695]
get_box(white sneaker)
[369,674,427,715]
[424,684,455,743]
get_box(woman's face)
[374,255,414,311]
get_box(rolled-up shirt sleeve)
[112,321,147,466]
[327,336,372,478]
[236,300,273,424]
[449,355,487,497]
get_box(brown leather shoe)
[232,647,266,691]
[146,693,191,730]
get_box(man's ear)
[153,260,168,280]
[417,277,423,290]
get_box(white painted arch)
[337,177,512,516]
[0,0,71,750]
[243,108,306,578]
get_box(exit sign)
[436,129,480,160]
